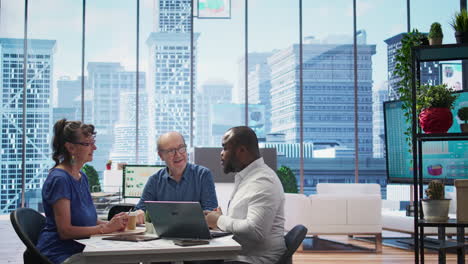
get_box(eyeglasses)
[160,145,187,156]
[70,139,96,147]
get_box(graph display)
[123,165,165,198]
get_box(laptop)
[145,201,231,240]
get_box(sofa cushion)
[309,195,347,225]
[347,196,382,225]
[317,183,381,195]
[284,193,311,231]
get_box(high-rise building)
[56,76,83,108]
[87,62,146,172]
[372,82,389,158]
[268,40,376,156]
[110,91,150,164]
[147,0,195,162]
[235,52,273,104]
[248,60,272,135]
[0,38,56,213]
[384,33,440,100]
[195,80,232,147]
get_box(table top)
[78,228,241,263]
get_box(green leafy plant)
[458,107,468,123]
[276,166,298,193]
[145,210,152,223]
[450,9,468,32]
[417,84,458,111]
[82,164,101,192]
[425,180,445,200]
[428,22,443,39]
[393,29,428,151]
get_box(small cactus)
[425,180,445,200]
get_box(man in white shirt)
[205,126,286,264]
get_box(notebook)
[145,201,231,240]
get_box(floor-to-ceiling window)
[2,0,467,213]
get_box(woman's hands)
[102,212,128,233]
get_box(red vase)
[419,107,453,134]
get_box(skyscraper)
[269,40,376,156]
[194,79,232,146]
[372,82,389,158]
[110,90,150,164]
[384,33,440,100]
[56,76,83,108]
[87,62,145,172]
[0,38,56,213]
[147,0,195,162]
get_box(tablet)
[102,234,160,242]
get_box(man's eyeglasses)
[160,145,187,156]
[70,140,96,147]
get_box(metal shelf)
[414,43,468,61]
[416,133,468,141]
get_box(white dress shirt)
[217,157,286,264]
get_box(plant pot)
[429,37,442,45]
[145,222,156,234]
[422,199,451,222]
[455,31,468,44]
[461,123,468,133]
[419,107,453,133]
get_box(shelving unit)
[411,43,468,264]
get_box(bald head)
[157,131,185,151]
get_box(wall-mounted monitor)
[122,165,165,198]
[384,91,468,184]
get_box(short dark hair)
[226,126,260,158]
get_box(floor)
[1,214,466,264]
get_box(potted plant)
[458,106,468,132]
[418,84,459,133]
[145,211,156,234]
[450,9,468,44]
[106,160,112,170]
[393,29,428,150]
[276,165,298,193]
[422,180,451,222]
[428,22,443,45]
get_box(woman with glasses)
[36,119,128,264]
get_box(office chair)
[107,203,135,220]
[10,208,53,264]
[275,224,308,264]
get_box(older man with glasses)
[134,131,218,224]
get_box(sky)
[0,0,462,103]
